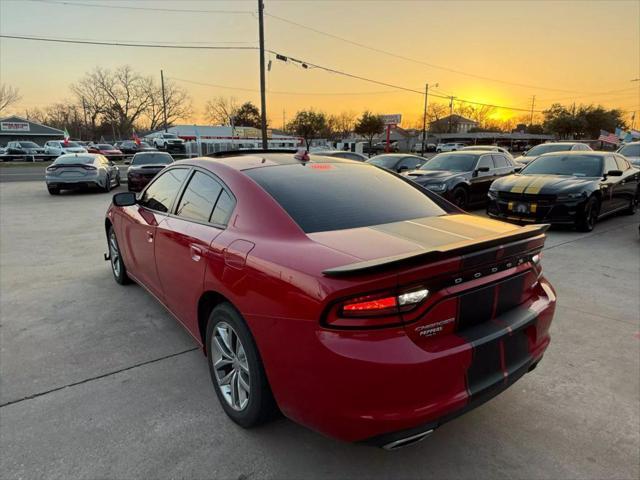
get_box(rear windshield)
[131,153,173,165]
[20,142,40,148]
[521,154,603,177]
[54,156,95,165]
[246,163,447,233]
[97,144,114,149]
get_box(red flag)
[132,130,141,146]
[63,128,70,146]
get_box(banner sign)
[381,114,402,126]
[1,121,30,132]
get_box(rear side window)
[176,171,223,223]
[492,154,509,168]
[477,155,494,169]
[246,163,447,233]
[210,190,235,226]
[614,155,629,170]
[140,168,188,213]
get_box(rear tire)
[577,196,599,232]
[108,226,131,285]
[47,186,60,195]
[206,303,277,428]
[103,174,111,193]
[451,186,469,209]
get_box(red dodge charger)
[105,151,556,449]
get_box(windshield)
[521,154,603,177]
[524,144,573,156]
[20,142,40,148]
[162,133,178,139]
[419,153,478,172]
[618,144,640,157]
[246,163,446,233]
[131,153,173,165]
[367,155,400,169]
[61,141,81,148]
[97,144,114,149]
[54,155,95,165]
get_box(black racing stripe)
[465,340,504,397]
[503,328,531,371]
[457,285,495,330]
[461,248,499,269]
[496,274,526,317]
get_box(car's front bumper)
[487,194,586,225]
[248,274,556,444]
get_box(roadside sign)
[381,114,401,126]
[1,121,30,132]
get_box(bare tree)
[146,79,193,131]
[329,111,357,138]
[204,96,238,125]
[0,84,22,115]
[456,103,496,129]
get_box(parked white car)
[617,141,640,168]
[461,145,514,159]
[44,140,88,156]
[436,142,466,153]
[145,132,185,151]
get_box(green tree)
[234,102,262,129]
[354,111,384,150]
[286,110,328,150]
[542,103,627,139]
[577,105,626,138]
[542,104,586,139]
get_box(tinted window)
[367,155,400,169]
[618,143,640,157]
[131,153,173,165]
[524,144,574,157]
[139,168,188,213]
[333,152,364,161]
[492,154,510,168]
[175,171,223,223]
[246,163,447,233]
[54,155,95,165]
[477,155,494,169]
[522,154,603,177]
[210,190,235,226]
[19,142,40,148]
[420,153,478,172]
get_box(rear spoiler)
[322,224,550,276]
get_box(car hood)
[404,170,464,182]
[492,174,597,195]
[307,214,521,263]
[515,155,536,163]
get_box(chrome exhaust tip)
[382,429,434,451]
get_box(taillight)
[82,165,97,170]
[46,165,58,171]
[327,287,429,328]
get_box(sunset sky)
[1,0,639,128]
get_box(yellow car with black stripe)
[487,151,639,231]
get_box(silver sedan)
[45,153,120,195]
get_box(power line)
[263,12,624,95]
[27,0,254,15]
[0,34,259,51]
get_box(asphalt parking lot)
[1,180,639,479]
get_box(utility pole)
[82,97,88,140]
[282,109,286,130]
[420,82,438,156]
[448,96,455,133]
[258,0,268,149]
[160,70,168,132]
[529,95,536,126]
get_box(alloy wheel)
[109,231,121,278]
[211,322,251,411]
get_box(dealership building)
[0,115,65,145]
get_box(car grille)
[498,191,556,204]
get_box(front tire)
[206,303,277,428]
[47,186,60,195]
[624,189,638,215]
[108,226,131,285]
[102,174,111,193]
[577,196,599,232]
[451,186,469,209]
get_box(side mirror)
[398,166,408,172]
[124,160,131,165]
[606,169,623,177]
[474,166,490,176]
[514,167,523,173]
[112,191,137,207]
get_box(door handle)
[146,230,154,243]
[190,244,203,262]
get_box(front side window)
[176,171,223,223]
[492,154,509,168]
[477,155,494,170]
[139,168,189,213]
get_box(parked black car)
[487,151,639,231]
[366,154,426,173]
[4,141,46,160]
[313,150,368,161]
[126,151,174,192]
[404,151,517,209]
[115,140,156,155]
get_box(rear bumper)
[249,275,556,443]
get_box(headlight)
[557,192,585,201]
[425,183,447,192]
[488,189,498,199]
